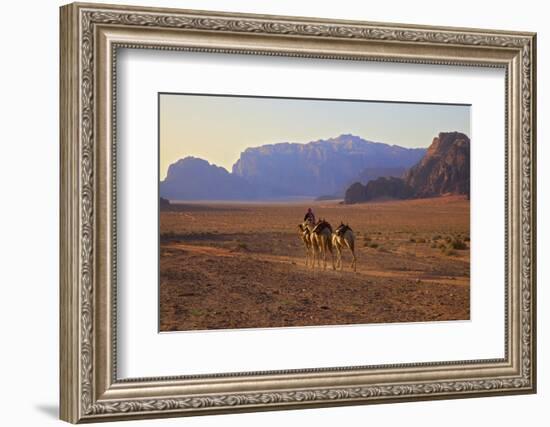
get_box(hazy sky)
[160,93,470,179]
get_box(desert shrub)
[430,243,437,248]
[369,242,379,248]
[236,242,249,251]
[464,236,471,242]
[448,237,467,250]
[432,234,442,241]
[409,237,416,243]
[363,235,372,242]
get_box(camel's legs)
[312,242,319,270]
[328,243,335,270]
[345,239,357,272]
[334,244,341,270]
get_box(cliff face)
[404,132,470,198]
[231,134,425,197]
[344,132,470,204]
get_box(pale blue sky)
[160,93,470,179]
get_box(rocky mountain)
[160,135,426,201]
[160,157,258,200]
[320,167,408,201]
[345,177,414,204]
[404,131,470,198]
[344,132,470,204]
[232,134,425,198]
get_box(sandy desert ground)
[159,196,470,331]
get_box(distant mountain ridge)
[160,134,429,201]
[232,134,425,198]
[344,132,470,204]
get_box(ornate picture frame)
[60,2,536,423]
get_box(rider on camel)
[303,208,316,224]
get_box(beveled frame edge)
[59,2,536,423]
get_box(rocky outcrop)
[344,182,367,205]
[159,197,171,209]
[345,177,414,204]
[404,132,470,198]
[344,132,470,204]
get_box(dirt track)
[160,196,470,331]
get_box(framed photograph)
[60,2,537,423]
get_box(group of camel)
[298,218,357,272]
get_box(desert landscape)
[159,195,470,331]
[159,93,471,332]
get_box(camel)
[297,223,315,267]
[304,219,335,271]
[332,222,357,272]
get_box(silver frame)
[60,2,536,423]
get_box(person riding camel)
[303,208,316,224]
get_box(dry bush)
[448,236,467,250]
[438,235,467,255]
